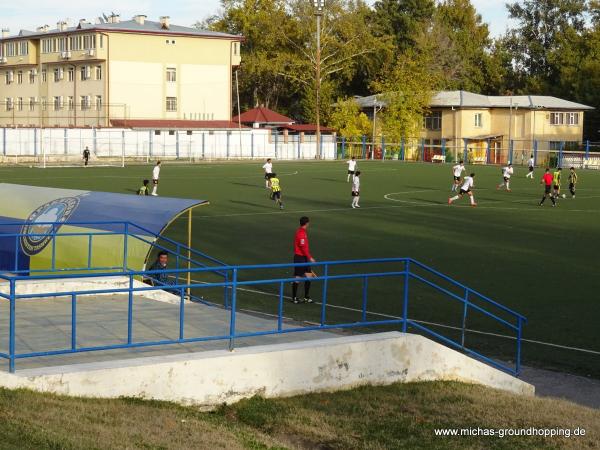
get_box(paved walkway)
[0,294,332,371]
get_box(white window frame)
[166,96,177,112]
[166,67,176,83]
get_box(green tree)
[328,98,372,138]
[372,0,435,52]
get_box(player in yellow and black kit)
[568,167,578,198]
[269,173,284,209]
[552,168,562,199]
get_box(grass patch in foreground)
[0,381,598,449]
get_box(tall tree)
[372,0,435,52]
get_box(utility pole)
[314,0,324,159]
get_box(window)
[80,65,90,81]
[5,42,16,57]
[166,67,176,82]
[41,97,47,111]
[154,130,161,135]
[423,111,442,131]
[16,71,23,84]
[550,112,564,125]
[57,38,66,53]
[54,96,62,111]
[95,65,102,80]
[166,97,177,112]
[5,71,13,85]
[5,98,12,111]
[53,68,63,82]
[29,70,36,84]
[19,41,28,56]
[29,97,36,112]
[233,42,239,55]
[16,97,23,111]
[474,113,483,128]
[67,96,74,110]
[41,69,47,83]
[68,67,74,82]
[95,95,102,110]
[567,112,579,126]
[80,95,91,110]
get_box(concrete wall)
[0,332,534,406]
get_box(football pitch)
[1,160,599,378]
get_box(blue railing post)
[361,135,366,159]
[381,136,386,161]
[278,281,284,331]
[9,279,16,373]
[463,139,469,163]
[441,138,446,160]
[123,222,129,271]
[224,271,230,309]
[402,260,410,332]
[400,138,405,161]
[461,289,469,349]
[87,234,93,269]
[13,236,18,272]
[585,140,590,160]
[361,276,368,322]
[341,137,346,160]
[175,244,181,286]
[127,274,134,344]
[320,264,329,326]
[533,140,538,166]
[179,287,185,340]
[51,224,56,271]
[516,317,522,375]
[486,139,491,164]
[71,293,77,350]
[559,141,564,167]
[420,138,425,161]
[228,268,238,351]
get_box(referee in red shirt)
[539,168,556,206]
[292,216,316,304]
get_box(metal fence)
[0,221,526,376]
[337,136,600,169]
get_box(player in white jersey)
[351,171,361,208]
[526,155,535,179]
[497,164,514,192]
[448,173,477,206]
[151,161,161,196]
[262,158,273,189]
[451,161,465,192]
[347,156,357,182]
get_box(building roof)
[280,124,334,133]
[352,90,594,111]
[1,19,241,41]
[110,119,249,130]
[233,107,294,125]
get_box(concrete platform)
[0,292,333,371]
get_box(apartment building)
[0,14,242,127]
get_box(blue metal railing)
[0,255,527,376]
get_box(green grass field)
[1,161,599,378]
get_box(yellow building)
[356,91,593,163]
[0,14,242,127]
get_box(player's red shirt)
[542,173,553,186]
[294,227,312,259]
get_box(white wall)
[0,127,337,161]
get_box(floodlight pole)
[314,1,324,159]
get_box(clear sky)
[0,0,512,38]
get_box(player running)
[526,155,535,179]
[539,168,556,207]
[292,216,316,304]
[269,173,284,209]
[351,171,361,208]
[497,164,514,192]
[552,167,562,199]
[347,156,357,182]
[262,158,274,189]
[448,173,477,207]
[151,161,161,196]
[568,167,578,198]
[451,161,466,192]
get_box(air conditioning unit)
[58,68,64,79]
[84,66,91,78]
[87,49,95,57]
[0,57,7,64]
[61,51,71,59]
